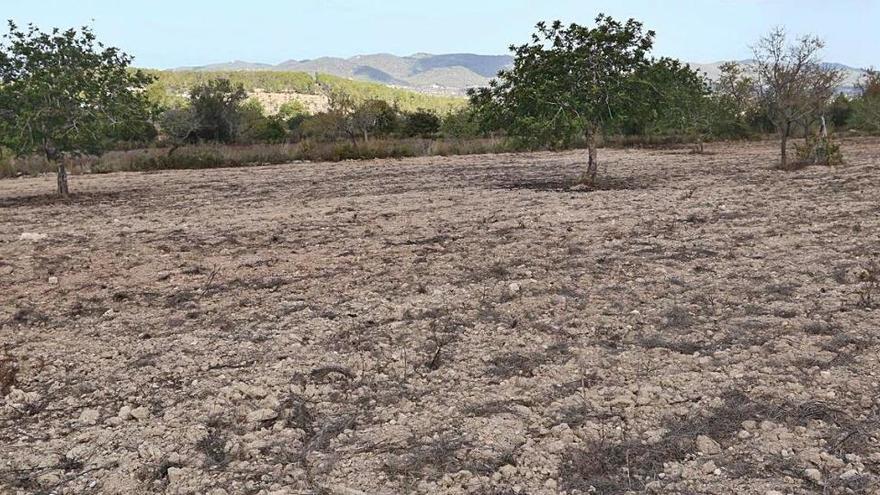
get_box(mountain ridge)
[172,53,868,96]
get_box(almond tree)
[0,21,154,194]
[471,15,655,184]
[752,28,842,169]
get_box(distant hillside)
[173,53,867,96]
[173,53,514,96]
[690,60,867,94]
[144,70,467,115]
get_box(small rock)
[48,276,58,285]
[130,406,150,420]
[79,408,100,425]
[508,282,521,294]
[247,408,278,422]
[840,469,860,481]
[701,461,717,474]
[118,405,133,420]
[36,472,61,486]
[167,467,185,485]
[19,232,47,242]
[804,468,823,484]
[696,435,722,455]
[499,464,517,478]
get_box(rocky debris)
[696,435,722,455]
[2,141,879,494]
[78,408,100,425]
[247,408,278,422]
[804,468,823,484]
[18,232,47,241]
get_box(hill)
[144,70,467,115]
[173,53,514,96]
[690,60,867,94]
[173,53,867,96]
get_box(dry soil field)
[1,140,880,495]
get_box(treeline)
[464,39,878,148]
[154,79,457,148]
[143,70,465,114]
[3,18,880,194]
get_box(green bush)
[794,136,843,166]
[402,109,441,137]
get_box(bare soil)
[1,139,879,495]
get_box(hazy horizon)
[5,0,879,70]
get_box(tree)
[849,69,880,133]
[827,94,852,130]
[751,28,842,169]
[709,62,760,138]
[614,58,711,148]
[0,21,155,194]
[237,99,287,143]
[441,107,482,138]
[188,78,248,143]
[158,105,200,154]
[470,15,654,183]
[350,99,398,142]
[401,109,441,137]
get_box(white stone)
[130,406,150,420]
[804,468,823,484]
[696,435,722,455]
[19,232,47,242]
[79,408,100,425]
[247,408,278,422]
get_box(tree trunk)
[57,163,69,195]
[780,125,789,170]
[584,126,598,184]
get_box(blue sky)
[5,0,878,69]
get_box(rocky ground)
[1,139,879,495]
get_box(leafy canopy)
[470,15,655,146]
[0,21,155,159]
[188,78,248,142]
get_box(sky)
[4,0,878,69]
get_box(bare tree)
[752,28,842,169]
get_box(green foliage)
[0,21,156,161]
[145,69,317,95]
[297,112,346,142]
[158,105,199,148]
[440,107,483,138]
[401,109,441,137]
[795,135,843,166]
[277,100,309,120]
[827,94,852,129]
[315,74,464,114]
[350,99,399,140]
[472,16,655,148]
[613,57,710,137]
[144,70,465,115]
[237,99,287,143]
[188,78,248,142]
[848,69,880,133]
